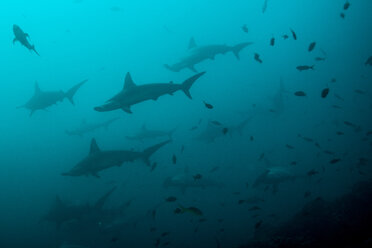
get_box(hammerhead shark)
[12,24,39,55]
[126,124,176,141]
[164,37,253,72]
[94,72,205,113]
[62,138,171,177]
[65,117,120,137]
[18,80,87,116]
[42,187,117,230]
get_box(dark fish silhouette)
[270,37,275,46]
[12,24,39,56]
[294,91,306,96]
[296,65,314,71]
[308,42,316,52]
[321,88,330,98]
[203,101,214,109]
[254,53,263,63]
[290,28,297,40]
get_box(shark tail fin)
[65,79,88,105]
[142,140,171,166]
[31,45,40,56]
[181,72,206,99]
[232,42,253,60]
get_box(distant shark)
[18,80,87,116]
[66,117,120,137]
[94,72,205,113]
[252,167,295,194]
[12,24,39,56]
[196,118,251,143]
[62,138,170,177]
[164,37,253,72]
[163,174,224,194]
[126,124,176,141]
[42,187,117,229]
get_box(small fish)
[222,127,229,135]
[249,206,261,211]
[330,158,341,164]
[190,126,198,131]
[193,174,202,181]
[286,144,294,149]
[165,196,177,202]
[250,136,254,141]
[340,13,345,19]
[323,150,335,155]
[282,34,289,39]
[331,78,337,83]
[151,209,157,220]
[209,166,220,173]
[336,131,344,136]
[332,105,343,109]
[241,24,248,33]
[254,53,263,63]
[211,120,222,126]
[290,28,297,40]
[262,0,269,13]
[203,101,213,109]
[238,200,245,205]
[308,42,316,52]
[172,154,177,164]
[296,65,314,71]
[315,57,326,61]
[334,94,344,101]
[314,142,321,149]
[344,1,350,10]
[255,220,263,229]
[270,37,275,46]
[343,121,357,128]
[181,145,185,153]
[294,91,306,96]
[354,89,366,95]
[290,161,297,166]
[321,88,330,98]
[175,205,203,216]
[307,169,319,176]
[154,239,160,248]
[161,232,170,237]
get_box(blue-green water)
[0,0,372,247]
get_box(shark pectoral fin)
[25,33,30,38]
[121,106,132,114]
[12,38,18,44]
[188,66,198,73]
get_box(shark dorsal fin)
[188,37,197,49]
[90,138,101,154]
[34,81,41,95]
[123,72,136,90]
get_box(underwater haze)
[1,0,372,247]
